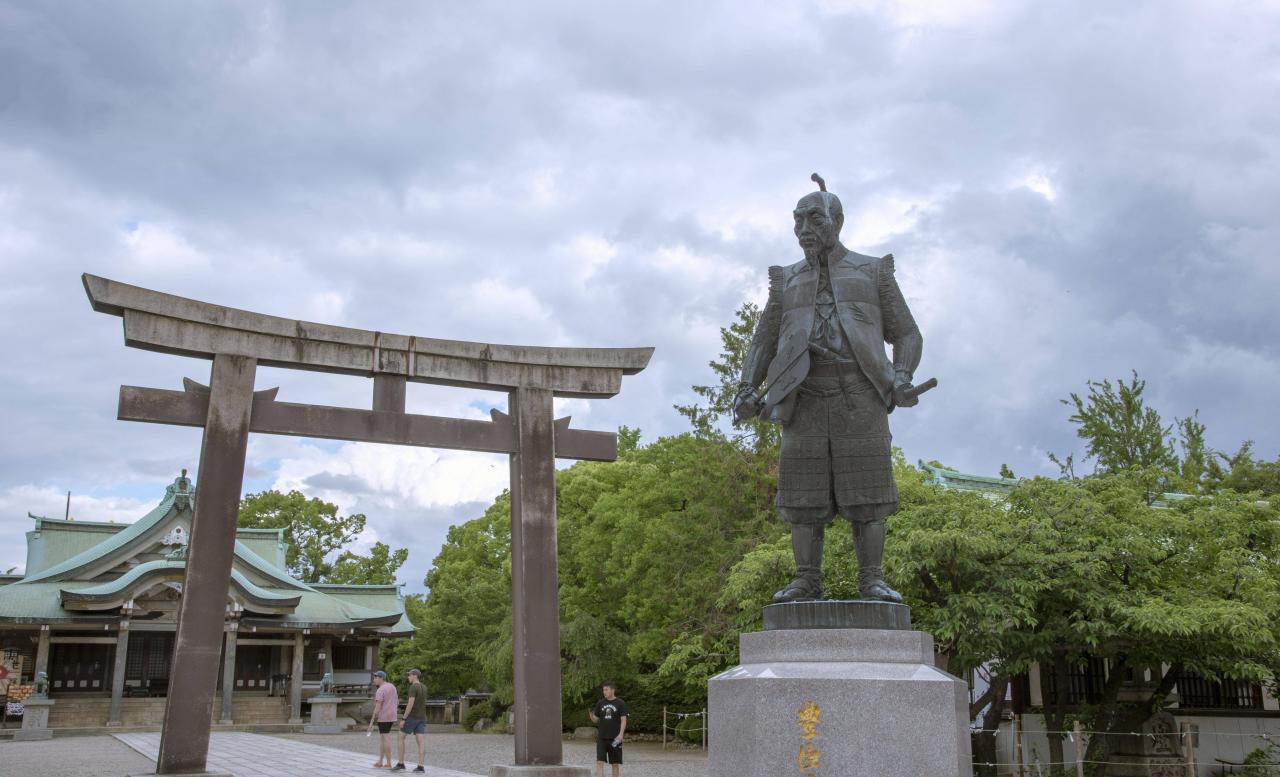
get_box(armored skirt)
[776,370,899,525]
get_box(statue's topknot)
[811,172,827,192]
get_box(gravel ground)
[0,734,154,777]
[272,730,708,777]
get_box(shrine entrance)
[126,633,174,696]
[83,274,652,776]
[49,642,111,694]
[230,645,272,692]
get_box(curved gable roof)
[19,476,315,593]
[20,475,195,584]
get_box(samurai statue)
[734,173,929,604]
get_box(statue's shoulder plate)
[781,258,809,286]
[877,253,899,295]
[767,265,786,296]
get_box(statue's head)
[794,173,843,254]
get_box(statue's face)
[793,194,840,252]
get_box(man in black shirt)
[588,682,627,776]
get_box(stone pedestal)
[303,695,343,734]
[1102,711,1185,776]
[488,768,591,777]
[709,603,972,777]
[14,697,54,741]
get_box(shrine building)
[0,473,413,730]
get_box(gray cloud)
[2,0,1278,581]
[302,472,372,496]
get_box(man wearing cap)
[392,669,428,772]
[368,670,398,768]
[734,173,925,604]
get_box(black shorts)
[596,739,622,764]
[377,721,393,734]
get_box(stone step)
[45,695,292,728]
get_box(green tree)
[1205,441,1280,497]
[674,301,780,453]
[327,542,409,585]
[381,495,512,697]
[393,427,783,729]
[1059,371,1175,474]
[890,470,1280,776]
[1174,412,1208,491]
[1055,371,1219,500]
[617,425,643,456]
[237,490,406,584]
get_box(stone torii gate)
[83,274,653,777]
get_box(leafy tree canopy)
[237,489,407,584]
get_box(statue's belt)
[807,358,865,380]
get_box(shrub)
[463,700,492,731]
[1239,742,1280,777]
[674,712,706,745]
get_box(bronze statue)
[734,173,931,604]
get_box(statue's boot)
[853,519,903,603]
[772,524,824,603]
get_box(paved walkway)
[273,731,708,777]
[115,731,477,777]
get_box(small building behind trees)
[0,473,413,730]
[920,462,1280,775]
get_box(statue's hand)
[893,382,919,408]
[733,385,763,421]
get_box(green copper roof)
[918,461,1192,505]
[918,461,1018,493]
[59,560,302,613]
[6,475,413,634]
[25,515,126,576]
[19,476,194,584]
[235,528,286,568]
[0,582,99,623]
[231,539,315,592]
[240,590,402,630]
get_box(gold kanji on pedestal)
[797,700,822,776]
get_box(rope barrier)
[978,728,1274,739]
[974,760,1194,767]
[661,706,707,750]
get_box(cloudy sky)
[2,1,1278,590]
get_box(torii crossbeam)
[83,274,653,776]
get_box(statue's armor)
[741,245,922,525]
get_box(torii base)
[489,766,591,777]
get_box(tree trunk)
[972,673,1010,777]
[1040,660,1072,777]
[1085,662,1180,777]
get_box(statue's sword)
[901,377,938,401]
